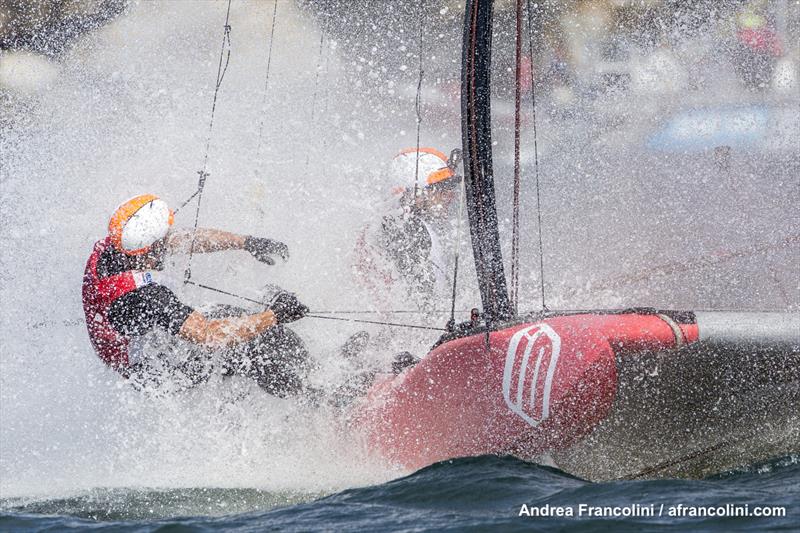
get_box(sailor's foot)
[329,370,377,408]
[391,351,420,374]
[339,330,371,361]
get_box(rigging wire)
[525,0,548,311]
[255,0,279,157]
[182,0,233,283]
[449,157,467,327]
[304,31,326,166]
[315,309,462,315]
[184,280,444,331]
[412,0,426,199]
[510,0,523,315]
[315,37,333,178]
[306,314,446,331]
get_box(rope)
[306,314,446,331]
[183,0,233,283]
[510,0,523,315]
[185,280,444,331]
[310,31,325,123]
[315,309,462,315]
[449,164,467,326]
[304,31,326,166]
[526,0,547,311]
[255,0,279,157]
[316,35,333,178]
[412,0,425,200]
[185,279,262,305]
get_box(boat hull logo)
[502,324,562,427]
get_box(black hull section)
[553,341,800,480]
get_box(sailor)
[352,147,463,317]
[82,194,311,396]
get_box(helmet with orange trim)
[108,194,174,255]
[389,147,459,196]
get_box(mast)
[461,0,513,324]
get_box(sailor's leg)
[175,347,216,386]
[198,304,314,396]
[227,325,313,398]
[339,330,371,362]
[330,370,376,407]
[124,326,219,393]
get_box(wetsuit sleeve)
[380,216,436,295]
[107,284,194,337]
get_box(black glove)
[244,236,289,265]
[269,291,308,323]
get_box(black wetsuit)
[97,246,311,396]
[377,214,438,312]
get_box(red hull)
[352,313,698,470]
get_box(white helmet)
[108,194,174,255]
[389,147,456,195]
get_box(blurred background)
[5,0,797,309]
[1,0,798,501]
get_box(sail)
[460,0,513,323]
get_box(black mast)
[461,0,513,324]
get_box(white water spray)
[0,1,424,499]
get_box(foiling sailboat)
[348,0,800,481]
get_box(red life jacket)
[82,237,146,370]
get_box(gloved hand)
[269,291,308,323]
[244,236,289,265]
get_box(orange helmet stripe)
[396,146,450,162]
[427,166,455,185]
[395,147,455,186]
[108,194,174,255]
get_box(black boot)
[391,351,420,374]
[339,330,371,362]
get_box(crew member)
[82,194,310,396]
[352,147,463,317]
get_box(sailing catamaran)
[349,0,800,481]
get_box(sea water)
[2,455,798,532]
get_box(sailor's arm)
[177,292,308,348]
[178,310,277,348]
[166,228,246,253]
[166,228,289,264]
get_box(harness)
[81,237,154,370]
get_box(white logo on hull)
[502,324,562,427]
